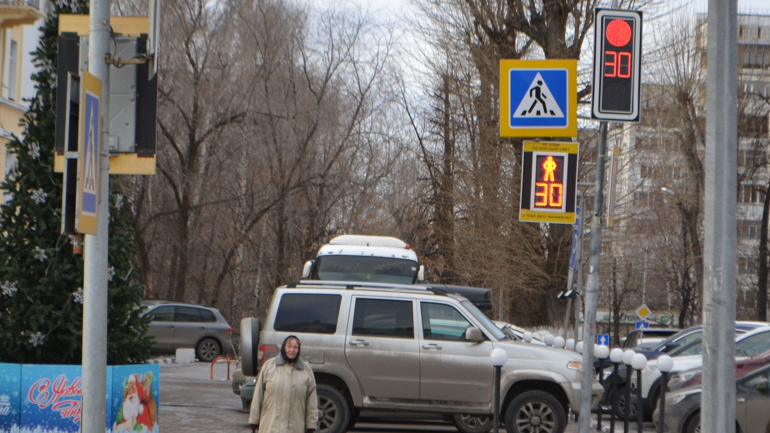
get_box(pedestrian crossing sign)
[500,59,577,137]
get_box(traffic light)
[520,141,579,225]
[592,9,642,121]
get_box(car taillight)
[227,326,232,334]
[258,344,279,368]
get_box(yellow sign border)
[77,71,101,235]
[500,59,577,138]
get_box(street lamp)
[595,345,610,431]
[566,338,576,350]
[656,355,674,433]
[544,334,554,346]
[609,348,625,433]
[523,332,533,343]
[631,354,648,433]
[622,350,637,433]
[554,336,566,349]
[490,348,508,433]
[576,341,585,354]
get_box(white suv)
[241,281,602,433]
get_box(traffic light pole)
[578,121,608,433]
[81,0,110,431]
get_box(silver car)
[141,300,233,362]
[656,362,770,433]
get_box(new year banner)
[0,363,159,433]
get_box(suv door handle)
[422,343,442,350]
[349,339,370,347]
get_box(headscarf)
[280,335,301,363]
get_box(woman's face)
[284,338,299,359]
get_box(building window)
[739,184,764,204]
[738,219,761,238]
[6,40,17,101]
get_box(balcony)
[0,0,42,27]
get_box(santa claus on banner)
[114,373,157,432]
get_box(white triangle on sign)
[513,73,565,118]
[84,107,97,194]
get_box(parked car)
[669,347,770,392]
[635,324,770,418]
[655,362,770,433]
[601,321,768,419]
[141,300,233,362]
[240,280,603,433]
[620,328,679,350]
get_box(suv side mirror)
[663,342,680,352]
[465,327,484,343]
[417,265,425,282]
[302,260,313,279]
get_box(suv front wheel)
[504,390,566,433]
[316,384,351,433]
[453,413,493,433]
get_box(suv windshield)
[460,299,506,340]
[314,255,418,285]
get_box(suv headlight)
[567,362,582,372]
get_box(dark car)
[621,328,680,350]
[601,321,768,419]
[655,362,770,433]
[141,300,233,362]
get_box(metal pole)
[493,366,501,433]
[578,120,609,433]
[597,358,605,431]
[657,372,668,433]
[703,1,737,433]
[609,362,619,433]
[82,0,110,431]
[574,194,585,341]
[563,294,573,340]
[636,369,643,433]
[624,365,632,433]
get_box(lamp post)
[622,350,636,433]
[595,345,610,431]
[490,348,508,433]
[656,355,674,433]
[609,348,625,433]
[631,354,648,433]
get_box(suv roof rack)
[285,280,449,296]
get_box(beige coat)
[248,356,318,433]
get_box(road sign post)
[591,9,643,121]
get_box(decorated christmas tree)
[0,2,152,364]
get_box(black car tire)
[317,384,351,433]
[504,390,566,433]
[614,386,637,420]
[684,411,700,433]
[196,337,221,362]
[453,413,493,433]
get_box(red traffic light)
[592,9,643,122]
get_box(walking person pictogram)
[524,80,556,116]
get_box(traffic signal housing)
[592,9,642,121]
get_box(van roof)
[329,235,408,249]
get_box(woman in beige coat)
[249,335,318,433]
